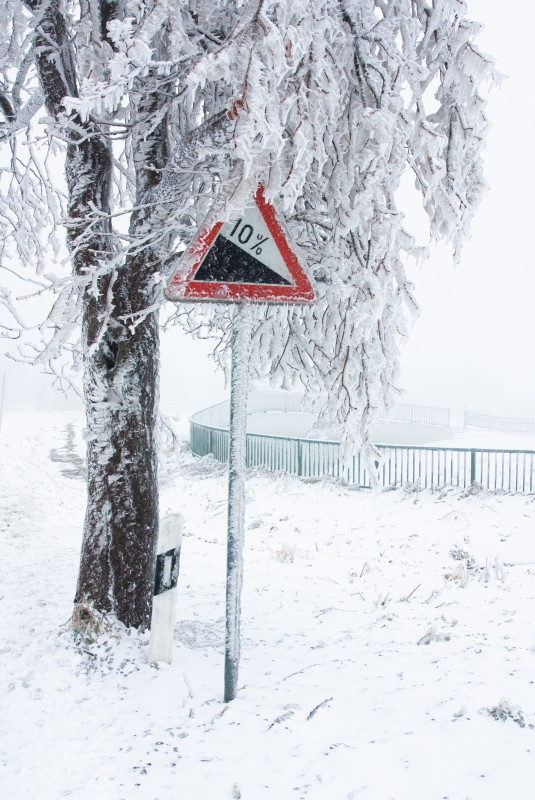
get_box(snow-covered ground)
[2,410,535,800]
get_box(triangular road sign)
[165,186,314,304]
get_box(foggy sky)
[1,0,533,419]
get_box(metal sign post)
[224,302,252,702]
[165,185,314,702]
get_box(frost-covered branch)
[170,0,494,469]
[0,0,494,470]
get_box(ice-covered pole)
[224,302,252,702]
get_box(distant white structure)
[193,391,454,447]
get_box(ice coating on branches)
[0,0,494,466]
[176,0,493,466]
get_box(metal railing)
[190,394,535,493]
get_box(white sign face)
[193,202,294,286]
[216,203,294,285]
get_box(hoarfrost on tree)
[0,0,494,622]
[170,0,493,467]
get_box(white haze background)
[0,0,533,419]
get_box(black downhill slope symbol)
[193,235,292,285]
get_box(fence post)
[190,421,195,454]
[470,450,477,485]
[297,440,302,476]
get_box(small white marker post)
[224,302,252,702]
[149,513,184,664]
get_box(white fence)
[465,410,535,435]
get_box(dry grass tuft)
[275,543,296,563]
[70,601,117,644]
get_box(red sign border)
[165,186,314,304]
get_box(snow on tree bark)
[77,308,159,627]
[73,37,169,628]
[75,61,170,627]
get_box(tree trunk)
[76,302,160,629]
[28,0,161,628]
[74,63,169,629]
